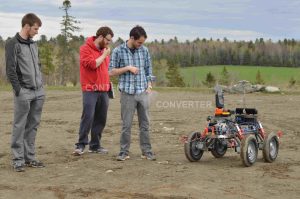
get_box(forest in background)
[1,34,299,87]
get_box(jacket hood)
[86,36,99,51]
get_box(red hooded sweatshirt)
[80,36,110,91]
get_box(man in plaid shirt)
[109,25,156,161]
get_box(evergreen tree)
[60,0,80,41]
[288,76,296,88]
[58,0,80,85]
[165,60,185,87]
[37,35,55,85]
[153,59,168,86]
[40,43,55,84]
[255,70,265,84]
[219,66,230,85]
[243,49,251,65]
[202,71,216,88]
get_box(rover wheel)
[263,132,279,163]
[241,134,258,167]
[211,139,227,158]
[184,132,204,162]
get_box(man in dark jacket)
[73,27,114,155]
[5,13,45,172]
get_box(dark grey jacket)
[5,33,43,96]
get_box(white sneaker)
[73,148,84,156]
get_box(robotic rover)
[183,85,282,167]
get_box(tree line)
[1,34,299,87]
[148,37,300,68]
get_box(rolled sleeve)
[109,49,120,71]
[145,49,152,82]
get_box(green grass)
[1,65,300,93]
[2,85,300,94]
[180,65,300,87]
[0,85,81,92]
[153,86,212,93]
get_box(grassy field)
[180,65,300,87]
[1,65,300,92]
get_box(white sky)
[0,0,299,41]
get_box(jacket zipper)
[29,44,38,89]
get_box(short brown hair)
[130,25,147,40]
[96,26,114,38]
[22,13,42,27]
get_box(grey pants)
[11,88,45,166]
[120,92,152,153]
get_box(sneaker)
[73,148,84,156]
[14,165,25,172]
[88,147,108,154]
[25,160,45,168]
[116,152,130,161]
[141,152,156,161]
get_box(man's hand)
[127,65,139,74]
[96,47,111,68]
[146,83,152,93]
[103,47,111,57]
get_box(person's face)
[99,34,112,49]
[132,36,146,49]
[25,23,40,38]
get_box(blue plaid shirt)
[109,42,152,94]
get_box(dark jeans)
[76,91,109,150]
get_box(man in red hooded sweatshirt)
[73,26,114,155]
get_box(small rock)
[264,86,280,93]
[105,170,114,173]
[158,161,169,165]
[163,127,175,131]
[254,84,265,91]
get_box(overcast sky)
[0,0,299,41]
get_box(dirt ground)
[0,89,299,199]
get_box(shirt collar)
[121,41,142,51]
